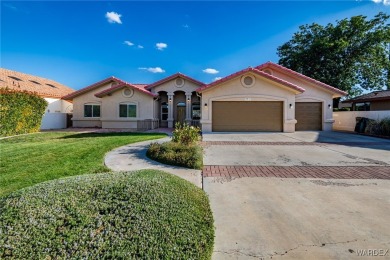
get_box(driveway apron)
[202,131,390,259]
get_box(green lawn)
[0,132,166,197]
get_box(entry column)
[185,92,192,125]
[167,92,174,128]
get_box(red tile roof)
[0,68,74,98]
[196,67,305,93]
[256,62,347,96]
[133,84,148,89]
[145,72,205,90]
[63,77,152,100]
[95,82,157,98]
[62,76,118,100]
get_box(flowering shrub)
[172,122,201,145]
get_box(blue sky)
[1,1,388,90]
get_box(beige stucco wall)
[270,70,335,131]
[200,72,298,133]
[72,82,112,128]
[100,87,154,129]
[333,111,390,131]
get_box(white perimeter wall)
[333,111,390,131]
[41,113,67,129]
[40,98,73,130]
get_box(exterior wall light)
[289,103,293,109]
[187,97,190,102]
[328,104,332,109]
[169,97,172,102]
[204,103,208,107]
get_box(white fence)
[41,113,67,130]
[333,111,390,132]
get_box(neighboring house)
[0,68,75,129]
[63,62,346,133]
[341,90,390,111]
[338,101,352,110]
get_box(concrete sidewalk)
[104,137,202,188]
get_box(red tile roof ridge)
[145,72,205,90]
[256,62,347,96]
[196,67,305,93]
[94,82,157,98]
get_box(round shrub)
[0,170,214,259]
[147,142,203,169]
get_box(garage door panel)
[212,101,283,132]
[295,102,322,131]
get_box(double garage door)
[212,101,322,132]
[212,101,283,132]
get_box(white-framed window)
[119,103,137,118]
[192,102,201,120]
[161,102,168,120]
[84,104,101,118]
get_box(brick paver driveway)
[202,131,390,259]
[202,131,390,179]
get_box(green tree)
[277,12,390,105]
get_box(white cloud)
[139,67,165,73]
[124,41,134,46]
[203,68,219,74]
[213,77,222,81]
[372,0,390,4]
[4,3,17,10]
[137,45,144,49]
[106,11,122,24]
[182,24,190,29]
[156,42,168,50]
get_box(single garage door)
[212,101,283,132]
[295,102,322,131]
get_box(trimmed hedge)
[0,170,214,259]
[0,88,47,137]
[147,141,203,169]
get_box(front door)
[177,106,186,124]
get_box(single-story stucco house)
[0,68,75,129]
[62,62,346,133]
[341,90,390,111]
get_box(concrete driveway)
[202,131,390,259]
[203,131,390,166]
